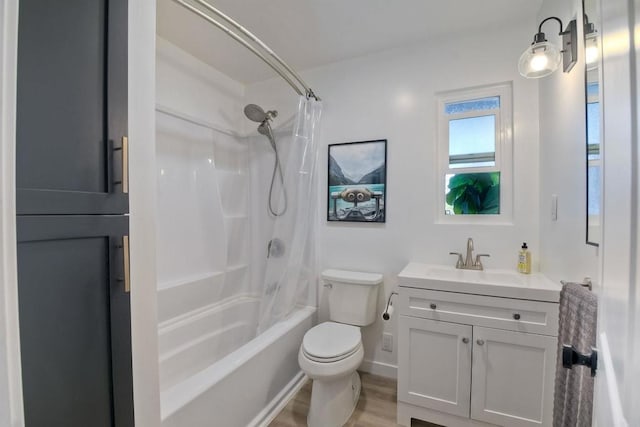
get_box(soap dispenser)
[518,242,531,274]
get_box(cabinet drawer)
[399,287,559,336]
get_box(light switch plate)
[551,194,558,221]
[382,333,393,352]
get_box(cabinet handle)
[113,136,129,194]
[476,339,485,346]
[462,337,469,344]
[513,313,521,320]
[121,136,129,194]
[430,303,437,310]
[123,236,130,293]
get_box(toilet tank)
[322,269,383,326]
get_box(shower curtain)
[257,96,323,333]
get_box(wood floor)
[269,372,439,427]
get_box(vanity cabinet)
[397,281,559,427]
[398,316,472,418]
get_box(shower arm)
[171,0,321,101]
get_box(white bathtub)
[160,305,316,427]
[159,295,261,391]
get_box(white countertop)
[398,262,561,302]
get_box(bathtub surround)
[155,38,321,426]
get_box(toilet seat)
[302,322,361,362]
[302,343,361,363]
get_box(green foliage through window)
[445,172,500,215]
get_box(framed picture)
[328,139,387,222]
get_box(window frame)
[436,83,513,224]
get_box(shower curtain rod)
[171,0,321,101]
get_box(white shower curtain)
[257,96,323,333]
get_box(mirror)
[584,0,601,246]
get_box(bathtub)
[160,305,316,427]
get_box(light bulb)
[586,46,598,65]
[530,53,549,71]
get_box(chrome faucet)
[449,238,490,270]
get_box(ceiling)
[157,0,543,84]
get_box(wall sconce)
[518,17,578,78]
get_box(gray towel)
[553,283,598,427]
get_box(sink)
[422,266,524,286]
[398,263,561,302]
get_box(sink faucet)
[449,238,490,270]
[465,237,474,267]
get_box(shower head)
[244,104,278,123]
[258,121,277,150]
[257,121,270,136]
[244,104,266,122]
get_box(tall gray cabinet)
[15,0,133,426]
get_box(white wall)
[595,0,640,424]
[0,0,23,425]
[247,22,541,374]
[129,2,162,425]
[537,0,599,284]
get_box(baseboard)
[360,359,398,379]
[248,371,308,427]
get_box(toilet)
[299,269,382,427]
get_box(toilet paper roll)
[382,304,394,321]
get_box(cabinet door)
[16,216,133,427]
[16,0,128,215]
[471,327,556,427]
[398,315,472,417]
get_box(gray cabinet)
[17,216,133,427]
[15,1,132,426]
[16,0,128,215]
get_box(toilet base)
[307,371,361,427]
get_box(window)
[437,84,513,222]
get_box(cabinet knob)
[462,337,469,344]
[476,339,485,346]
[513,313,521,320]
[430,303,437,310]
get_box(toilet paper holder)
[382,291,398,320]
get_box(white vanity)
[396,262,561,427]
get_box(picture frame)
[327,139,387,223]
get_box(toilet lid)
[302,322,361,360]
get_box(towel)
[553,283,598,427]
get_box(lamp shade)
[518,41,562,78]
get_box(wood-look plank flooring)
[269,372,440,427]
